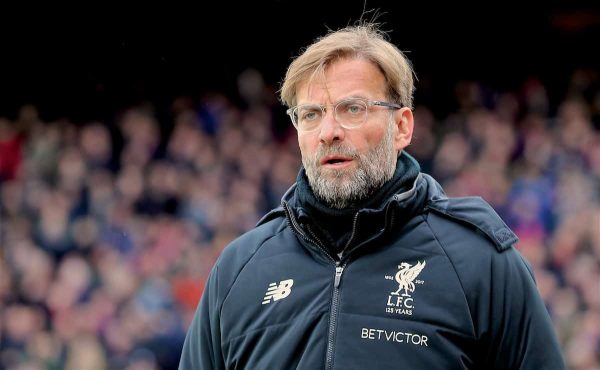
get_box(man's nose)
[318,110,345,144]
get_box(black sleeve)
[483,247,566,369]
[179,265,225,370]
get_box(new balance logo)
[262,279,294,305]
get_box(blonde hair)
[280,23,415,109]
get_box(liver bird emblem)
[391,261,426,296]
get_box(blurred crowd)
[0,67,599,369]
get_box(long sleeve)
[179,265,225,370]
[483,247,566,369]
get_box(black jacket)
[179,173,566,369]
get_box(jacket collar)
[294,151,422,219]
[257,171,446,229]
[276,172,444,261]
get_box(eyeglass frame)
[286,97,404,131]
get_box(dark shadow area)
[1,2,598,123]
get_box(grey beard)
[302,122,398,209]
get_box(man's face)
[296,58,412,208]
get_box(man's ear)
[394,107,414,152]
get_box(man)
[179,23,566,369]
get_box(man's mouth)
[320,155,354,167]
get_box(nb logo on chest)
[262,279,294,304]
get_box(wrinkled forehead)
[295,57,387,105]
[296,73,331,105]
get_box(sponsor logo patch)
[262,279,294,305]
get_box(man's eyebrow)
[298,95,370,106]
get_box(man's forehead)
[295,59,385,105]
[296,77,333,104]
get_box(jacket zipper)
[325,212,360,369]
[339,212,361,258]
[326,261,346,370]
[282,201,354,370]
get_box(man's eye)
[345,104,365,114]
[301,110,321,121]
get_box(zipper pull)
[334,265,344,288]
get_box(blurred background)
[0,2,599,369]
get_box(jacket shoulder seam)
[426,198,517,251]
[218,226,287,316]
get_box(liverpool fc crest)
[384,260,426,316]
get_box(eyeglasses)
[286,97,403,131]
